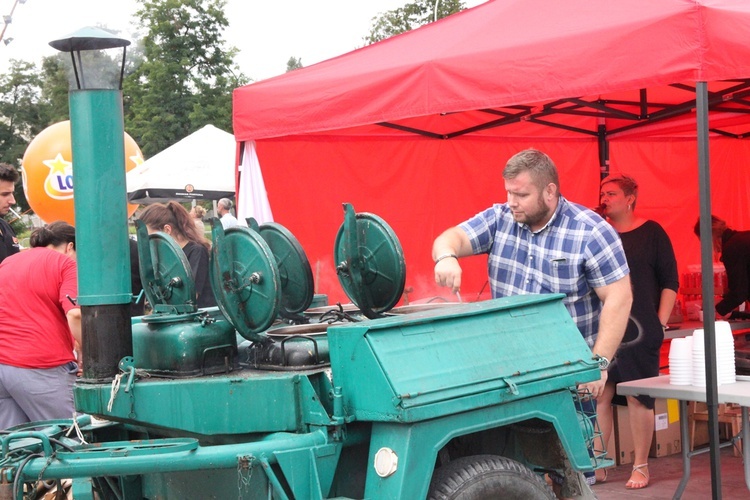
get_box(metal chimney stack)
[50,28,134,382]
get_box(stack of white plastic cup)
[691,322,736,387]
[692,329,706,386]
[715,321,736,385]
[669,336,693,385]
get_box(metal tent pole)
[597,119,609,182]
[696,81,722,499]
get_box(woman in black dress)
[595,175,679,489]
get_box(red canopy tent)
[233,1,750,491]
[234,0,750,306]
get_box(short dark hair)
[601,174,639,210]
[503,149,560,194]
[0,163,19,184]
[30,221,76,249]
[694,215,727,238]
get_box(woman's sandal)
[625,463,649,489]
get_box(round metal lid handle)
[222,271,263,294]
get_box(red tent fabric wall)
[254,134,750,305]
[256,137,600,304]
[609,137,750,275]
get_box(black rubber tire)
[427,455,556,500]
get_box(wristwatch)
[594,354,610,371]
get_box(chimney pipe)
[70,89,133,382]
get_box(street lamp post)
[49,27,133,382]
[0,0,27,45]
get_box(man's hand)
[432,227,473,293]
[580,369,608,399]
[434,257,463,293]
[74,341,83,376]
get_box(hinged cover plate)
[334,204,406,318]
[211,222,281,340]
[258,222,314,316]
[135,221,196,314]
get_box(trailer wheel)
[427,455,555,500]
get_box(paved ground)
[593,446,747,499]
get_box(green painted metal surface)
[258,221,315,315]
[26,291,601,499]
[14,428,331,497]
[74,370,333,435]
[131,314,237,376]
[276,443,342,500]
[135,220,197,314]
[211,220,281,340]
[328,294,600,422]
[334,203,406,318]
[70,90,131,305]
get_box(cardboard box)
[689,401,710,449]
[615,404,635,465]
[650,398,682,457]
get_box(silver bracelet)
[434,253,458,265]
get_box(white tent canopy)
[126,124,236,204]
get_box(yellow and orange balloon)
[21,121,143,225]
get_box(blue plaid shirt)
[459,196,629,347]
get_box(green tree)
[39,55,71,123]
[124,0,246,157]
[0,60,45,164]
[0,60,50,212]
[286,56,303,72]
[365,0,465,45]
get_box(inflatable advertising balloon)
[21,121,143,225]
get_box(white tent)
[126,124,236,204]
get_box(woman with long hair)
[0,221,81,429]
[138,201,216,308]
[595,175,679,489]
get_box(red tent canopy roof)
[234,0,750,141]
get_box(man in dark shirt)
[695,215,750,316]
[0,163,21,264]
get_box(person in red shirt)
[0,221,81,429]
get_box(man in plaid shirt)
[433,149,632,400]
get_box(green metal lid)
[257,221,315,316]
[135,220,196,315]
[210,219,281,341]
[334,203,406,319]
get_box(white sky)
[0,0,488,82]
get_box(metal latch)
[502,377,520,396]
